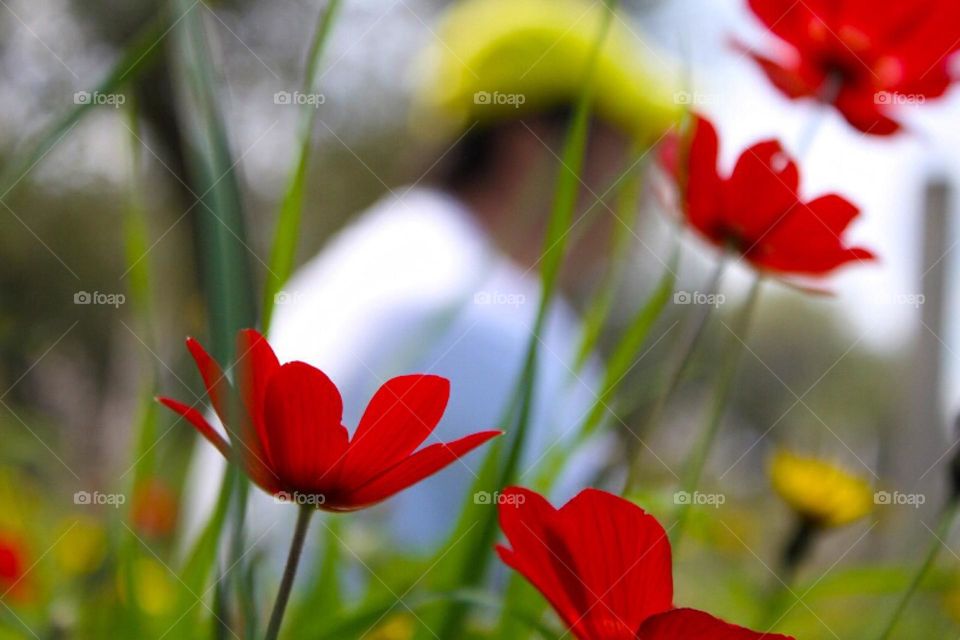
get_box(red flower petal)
[758,194,876,274]
[637,608,794,639]
[747,0,960,136]
[834,87,901,136]
[339,430,501,510]
[157,396,282,493]
[156,397,232,460]
[235,328,281,465]
[497,488,594,638]
[341,374,450,487]
[723,140,799,244]
[747,0,823,47]
[685,116,724,241]
[497,488,673,640]
[744,51,822,100]
[264,362,348,494]
[185,337,230,426]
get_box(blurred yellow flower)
[366,614,414,640]
[770,451,873,527]
[132,558,176,617]
[414,0,680,147]
[54,516,106,576]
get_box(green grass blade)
[261,0,344,332]
[417,4,619,638]
[577,248,678,440]
[171,1,259,633]
[573,153,647,371]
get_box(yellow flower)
[769,451,873,527]
[54,516,107,576]
[366,614,413,640]
[413,0,680,147]
[132,558,176,616]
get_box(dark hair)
[436,104,575,192]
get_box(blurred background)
[0,0,959,638]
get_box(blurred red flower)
[497,488,794,640]
[742,0,960,135]
[131,479,179,538]
[0,534,28,601]
[159,329,500,512]
[661,115,875,277]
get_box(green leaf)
[261,0,344,332]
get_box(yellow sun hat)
[770,451,874,528]
[412,0,681,147]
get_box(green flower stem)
[265,505,315,640]
[623,256,727,495]
[672,276,763,546]
[761,516,819,629]
[877,496,960,640]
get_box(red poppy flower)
[497,488,794,640]
[661,115,874,277]
[158,329,501,512]
[742,0,960,135]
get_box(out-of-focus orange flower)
[131,479,179,538]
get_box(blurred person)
[188,0,678,553]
